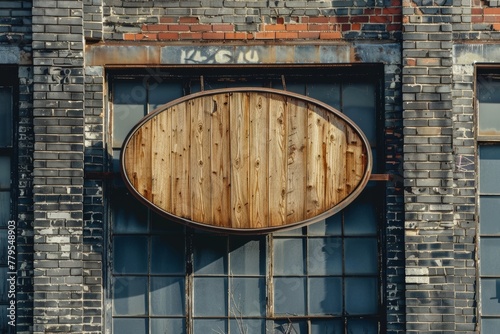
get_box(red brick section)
[123,9,402,41]
[471,1,500,30]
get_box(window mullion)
[266,233,274,319]
[186,229,194,334]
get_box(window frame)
[104,65,386,334]
[0,66,18,334]
[476,66,500,331]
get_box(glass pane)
[202,79,226,90]
[308,277,342,315]
[347,319,379,334]
[479,103,500,136]
[193,235,227,274]
[193,319,227,333]
[308,237,342,275]
[482,318,500,334]
[271,320,307,334]
[112,193,148,234]
[481,238,500,276]
[273,238,305,275]
[344,238,378,275]
[151,318,186,334]
[193,277,228,316]
[151,236,185,274]
[480,146,500,194]
[0,87,12,147]
[0,157,10,189]
[480,196,500,235]
[230,319,265,333]
[0,192,9,226]
[230,278,265,316]
[308,215,341,236]
[0,267,7,302]
[307,82,341,110]
[345,278,379,315]
[478,76,500,103]
[112,318,147,334]
[0,305,6,333]
[481,278,500,316]
[274,277,306,315]
[113,276,148,316]
[113,79,147,147]
[273,226,304,236]
[344,190,378,236]
[148,81,184,112]
[113,236,148,274]
[0,231,6,263]
[151,212,184,233]
[342,83,376,146]
[282,82,306,95]
[151,277,185,316]
[229,237,265,275]
[311,319,343,333]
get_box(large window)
[477,70,500,333]
[107,67,384,333]
[0,75,15,333]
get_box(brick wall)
[32,0,85,332]
[103,0,402,42]
[3,0,498,332]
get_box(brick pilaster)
[84,0,103,41]
[32,0,85,332]
[402,0,455,332]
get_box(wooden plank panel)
[305,104,327,219]
[151,111,171,211]
[211,93,231,227]
[268,93,287,227]
[190,97,211,223]
[229,92,250,228]
[124,135,136,187]
[128,124,153,201]
[249,93,269,229]
[286,97,307,224]
[171,102,191,219]
[325,117,347,207]
[121,88,372,233]
[346,127,363,194]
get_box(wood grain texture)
[210,93,231,226]
[230,92,250,228]
[249,93,269,228]
[122,88,371,233]
[171,102,190,218]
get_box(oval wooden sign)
[121,87,372,234]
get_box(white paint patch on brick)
[406,276,430,284]
[406,267,429,276]
[47,211,72,219]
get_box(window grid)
[108,69,383,334]
[0,85,14,334]
[477,70,500,332]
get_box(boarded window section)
[109,70,382,333]
[0,86,12,334]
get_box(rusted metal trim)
[369,174,393,181]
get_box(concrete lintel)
[86,42,401,66]
[454,43,500,65]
